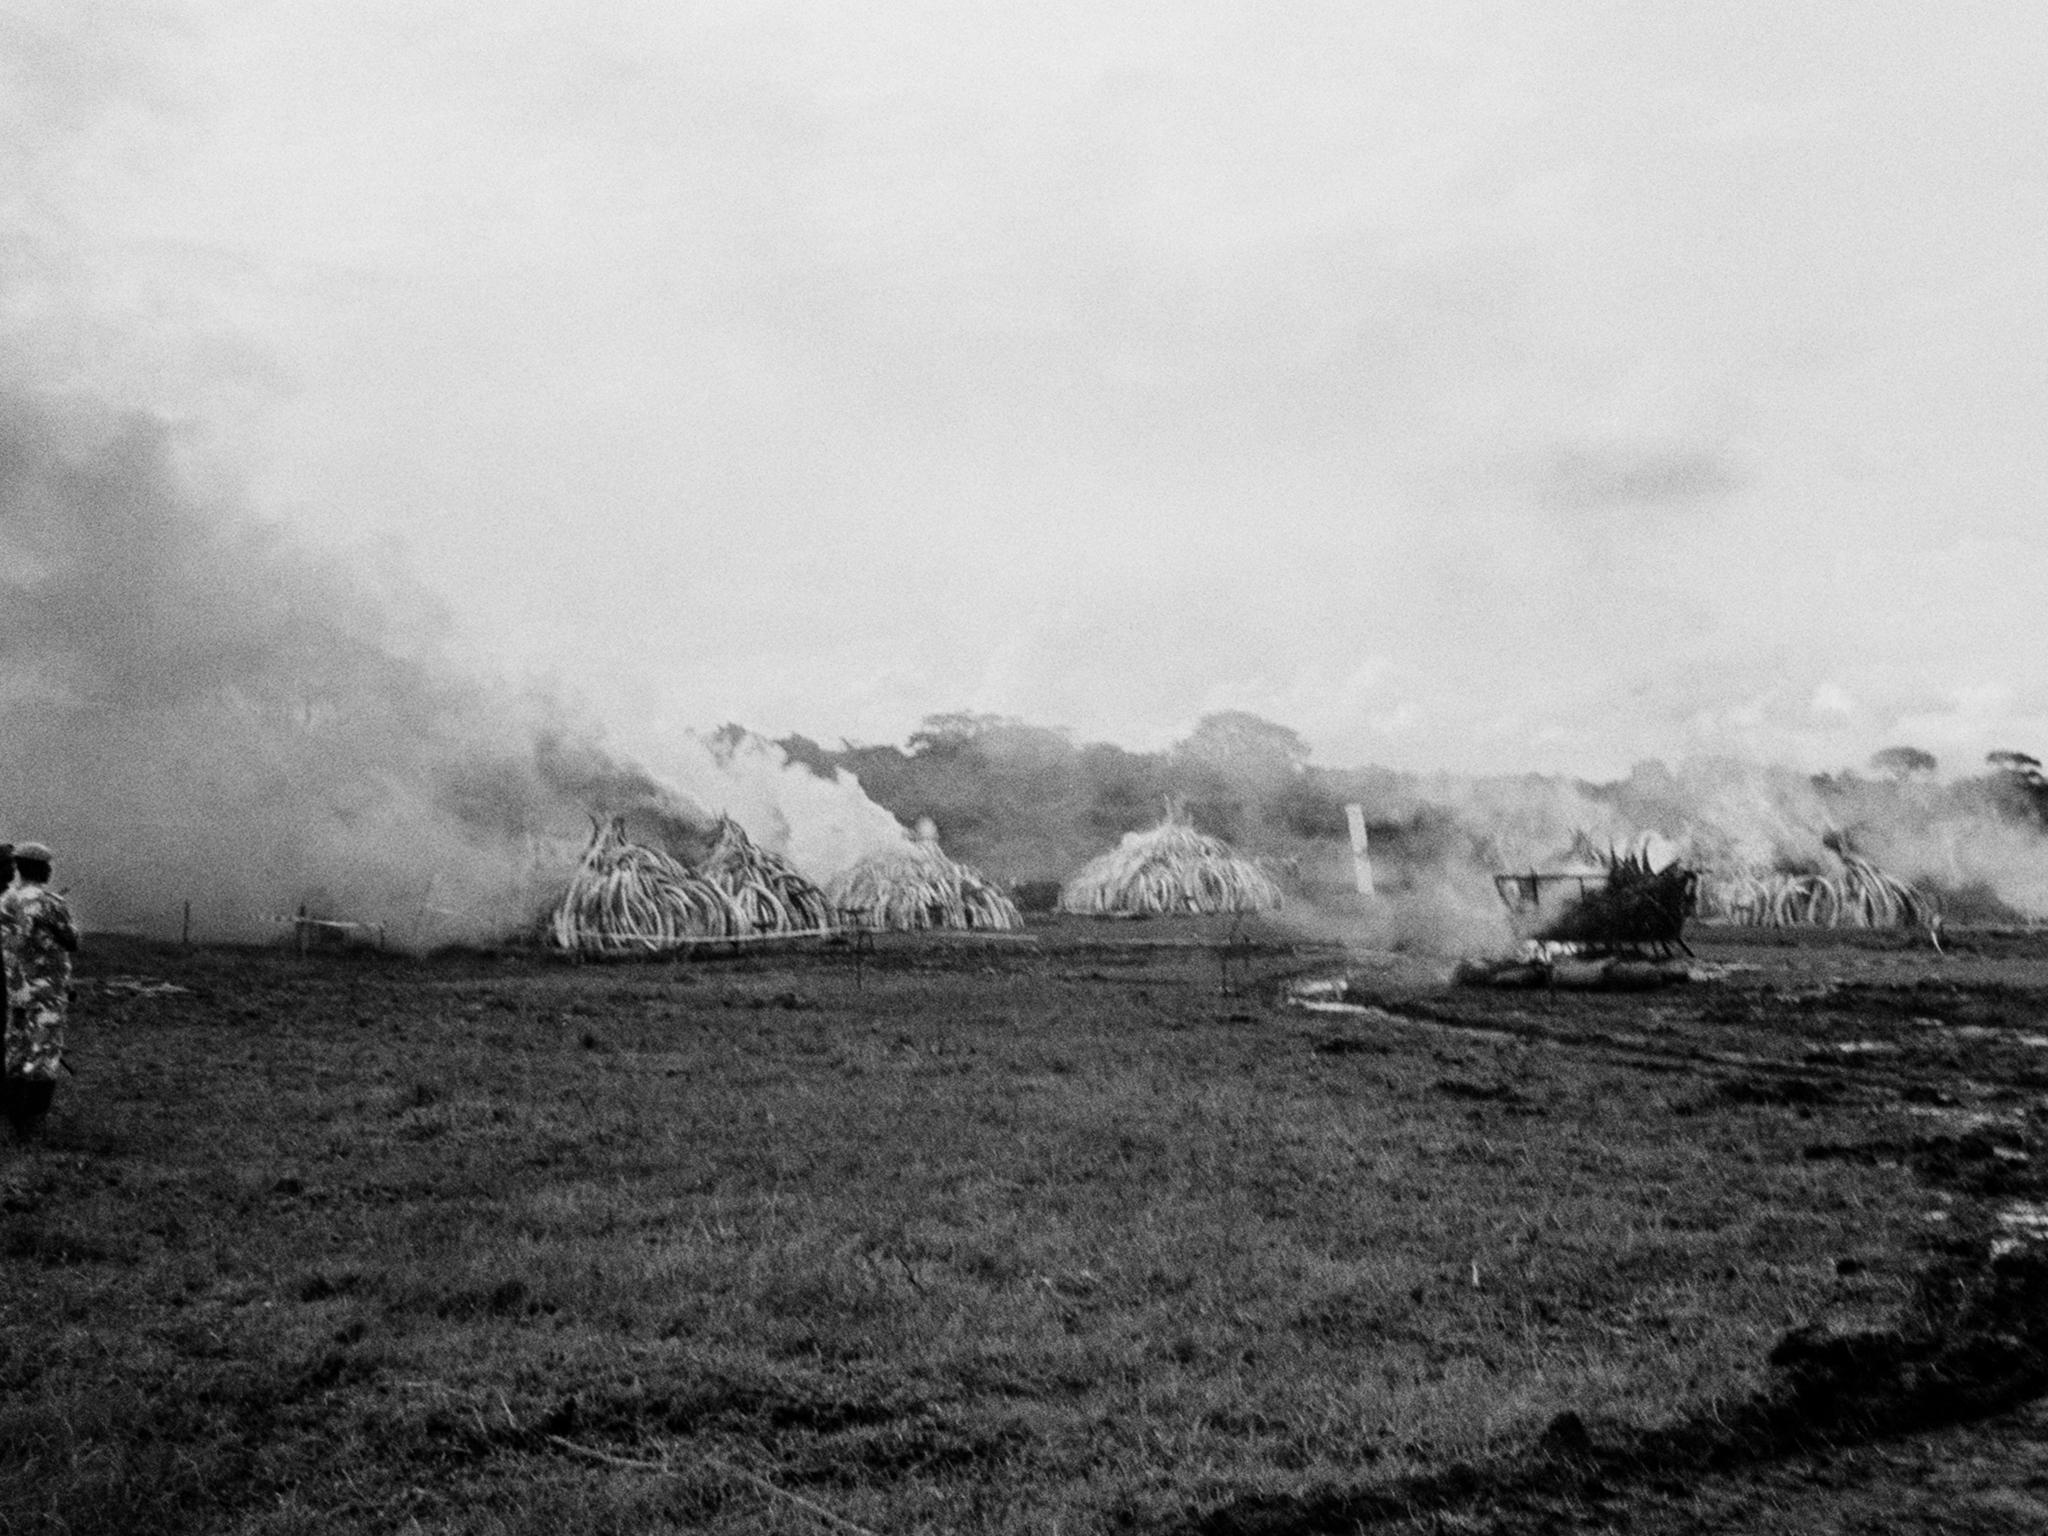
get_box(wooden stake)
[1345,804,1375,896]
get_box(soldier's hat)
[13,842,52,863]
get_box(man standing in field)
[0,843,79,1143]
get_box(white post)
[1345,804,1374,896]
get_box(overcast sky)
[7,1,2046,777]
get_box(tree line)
[765,717,2048,899]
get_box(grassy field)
[2,921,2046,1533]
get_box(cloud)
[1539,442,1742,516]
[3,1,2046,783]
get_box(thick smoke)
[688,730,912,882]
[0,388,904,944]
[20,376,2033,956]
[788,721,2048,958]
[1311,756,2048,952]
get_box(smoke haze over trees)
[8,382,2048,954]
[785,712,2048,924]
[7,379,2048,951]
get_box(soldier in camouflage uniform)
[1,842,79,1142]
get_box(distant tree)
[1869,745,1938,781]
[775,734,836,775]
[1274,773,1348,839]
[907,711,1018,757]
[1080,742,1165,835]
[975,720,1074,766]
[705,722,753,760]
[1980,749,2048,828]
[1173,711,1310,778]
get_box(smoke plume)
[0,387,905,944]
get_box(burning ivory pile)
[1059,801,1282,917]
[548,815,834,955]
[1695,837,1930,930]
[827,819,1022,932]
[700,814,836,934]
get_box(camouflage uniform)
[1,881,78,1082]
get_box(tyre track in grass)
[1293,981,2048,1115]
